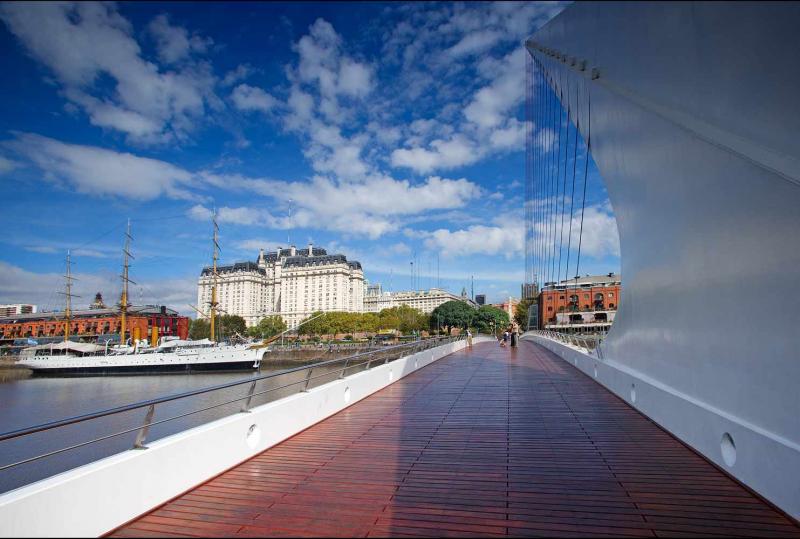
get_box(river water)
[0,359,351,494]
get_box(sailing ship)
[17,216,266,375]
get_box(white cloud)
[194,172,482,239]
[444,30,502,58]
[221,64,253,86]
[288,18,373,126]
[464,48,525,130]
[0,155,18,174]
[147,13,212,65]
[230,84,277,113]
[187,204,269,227]
[423,222,524,259]
[0,2,219,143]
[337,59,373,97]
[421,202,619,262]
[391,136,479,174]
[6,133,194,200]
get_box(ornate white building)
[197,244,364,329]
[363,285,477,314]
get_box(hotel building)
[197,244,365,329]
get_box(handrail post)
[338,357,350,379]
[133,404,155,449]
[301,368,313,392]
[241,380,257,412]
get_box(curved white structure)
[528,2,800,518]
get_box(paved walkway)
[109,340,800,537]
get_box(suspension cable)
[556,66,571,288]
[575,76,592,289]
[565,76,580,286]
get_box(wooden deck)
[109,340,800,538]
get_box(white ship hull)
[17,344,263,375]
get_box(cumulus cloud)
[147,13,212,65]
[391,136,480,174]
[194,172,483,239]
[0,2,219,143]
[289,18,373,125]
[221,64,254,87]
[5,133,194,200]
[422,203,619,261]
[423,218,524,260]
[230,84,277,113]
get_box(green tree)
[378,305,429,334]
[430,300,475,332]
[188,318,210,340]
[297,311,326,337]
[473,305,510,334]
[218,314,247,338]
[357,312,380,334]
[247,315,287,339]
[514,298,537,330]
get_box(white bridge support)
[528,2,800,518]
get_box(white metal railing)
[0,336,463,477]
[529,329,605,357]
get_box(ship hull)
[27,360,259,376]
[17,346,263,376]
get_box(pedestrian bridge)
[100,341,800,537]
[1,2,799,536]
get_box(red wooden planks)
[108,341,800,538]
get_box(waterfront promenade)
[109,341,800,537]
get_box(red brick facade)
[538,284,621,327]
[0,309,189,342]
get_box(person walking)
[502,330,509,347]
[466,329,473,348]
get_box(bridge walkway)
[109,341,800,537]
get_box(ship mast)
[120,219,135,346]
[210,210,220,342]
[61,250,78,342]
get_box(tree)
[378,305,429,334]
[473,305,510,334]
[218,314,247,338]
[188,318,210,340]
[514,298,537,330]
[297,311,326,337]
[430,301,475,332]
[357,312,380,334]
[247,315,287,339]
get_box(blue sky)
[0,1,619,315]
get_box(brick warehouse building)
[0,305,189,344]
[538,273,621,330]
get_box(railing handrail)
[529,329,606,354]
[0,336,458,444]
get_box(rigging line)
[68,221,126,254]
[533,57,542,285]
[556,67,571,286]
[525,52,532,287]
[537,58,546,286]
[543,64,553,287]
[575,75,592,286]
[550,66,562,282]
[565,75,581,285]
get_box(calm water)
[0,361,348,494]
